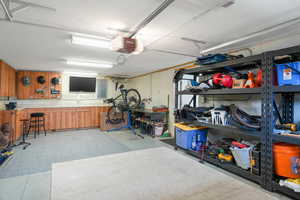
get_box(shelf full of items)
[174,53,263,186]
[131,98,169,138]
[266,45,300,198]
[173,45,300,199]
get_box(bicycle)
[104,84,141,124]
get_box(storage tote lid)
[175,123,207,131]
[273,142,300,153]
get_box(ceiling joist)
[0,0,56,21]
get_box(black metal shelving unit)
[181,120,261,138]
[178,88,262,95]
[174,44,300,199]
[176,145,261,184]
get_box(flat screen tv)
[69,76,96,92]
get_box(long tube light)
[66,59,113,68]
[200,16,300,54]
[71,35,111,49]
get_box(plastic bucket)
[273,142,300,178]
[230,147,252,170]
[154,126,164,136]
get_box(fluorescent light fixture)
[66,59,114,68]
[200,16,300,54]
[71,35,111,49]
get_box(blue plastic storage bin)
[277,62,300,86]
[175,124,208,150]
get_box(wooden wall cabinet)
[17,71,62,99]
[21,106,109,131]
[0,61,16,97]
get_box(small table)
[14,119,31,150]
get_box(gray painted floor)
[0,129,162,179]
[0,172,51,200]
[0,129,291,200]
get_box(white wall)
[128,70,175,136]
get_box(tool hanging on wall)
[51,77,60,85]
[22,76,31,86]
[37,76,46,84]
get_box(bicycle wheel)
[125,89,141,109]
[106,106,125,124]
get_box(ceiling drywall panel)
[137,0,230,46]
[1,0,300,76]
[3,0,164,37]
[0,21,120,72]
[168,0,300,50]
[148,0,300,57]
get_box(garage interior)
[1,0,300,200]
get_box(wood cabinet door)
[1,111,16,142]
[90,107,101,128]
[77,108,89,128]
[48,109,63,130]
[0,62,9,96]
[9,66,16,97]
[0,61,16,97]
[60,108,78,130]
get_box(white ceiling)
[1,0,300,76]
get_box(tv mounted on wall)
[69,76,96,92]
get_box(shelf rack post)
[281,93,294,123]
[192,74,197,108]
[175,78,179,110]
[261,53,274,191]
[174,74,180,150]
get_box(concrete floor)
[0,129,292,200]
[51,147,289,200]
